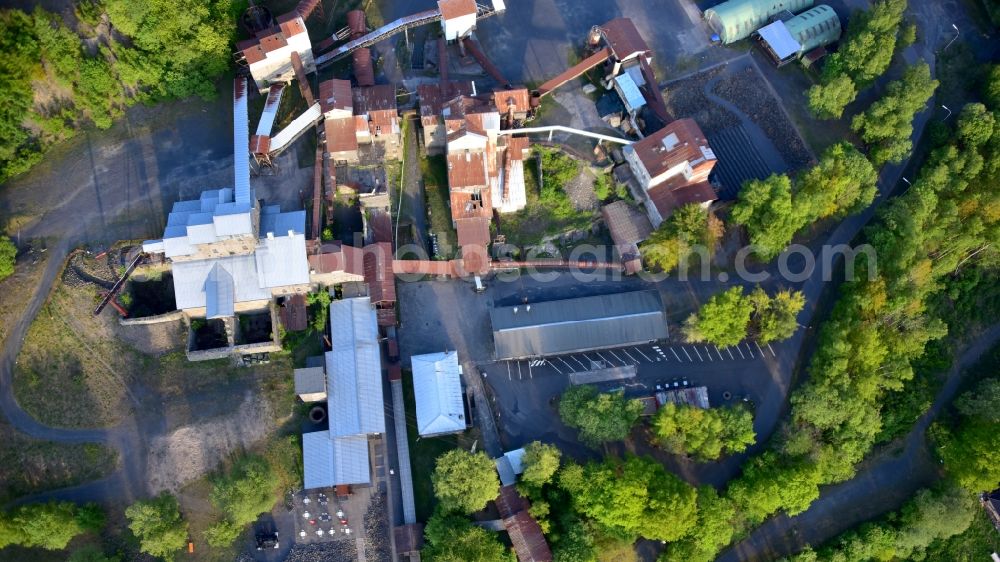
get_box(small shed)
[294,366,327,402]
[495,447,526,486]
[755,5,841,66]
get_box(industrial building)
[237,11,316,90]
[622,118,719,227]
[301,296,386,490]
[754,4,842,65]
[490,291,668,360]
[411,351,466,437]
[705,0,815,44]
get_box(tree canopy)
[559,456,697,542]
[558,385,643,446]
[795,142,879,221]
[732,174,800,261]
[432,449,500,514]
[683,286,753,347]
[423,510,514,562]
[652,403,756,461]
[0,237,16,281]
[660,486,737,562]
[935,377,1000,492]
[206,455,275,546]
[0,501,102,551]
[125,493,188,561]
[852,62,938,165]
[641,203,723,273]
[519,441,561,491]
[749,287,805,344]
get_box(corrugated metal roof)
[455,217,491,248]
[705,0,814,43]
[363,242,396,304]
[412,351,465,436]
[438,0,476,20]
[294,366,327,395]
[784,4,841,54]
[495,456,516,486]
[648,180,717,219]
[327,297,386,438]
[602,201,653,247]
[172,255,272,311]
[319,79,353,115]
[302,432,371,489]
[447,151,488,188]
[205,263,236,319]
[614,73,646,112]
[260,208,306,238]
[255,231,310,288]
[325,116,359,155]
[490,291,668,359]
[600,18,650,61]
[256,84,285,137]
[233,78,252,206]
[757,21,801,60]
[269,102,322,154]
[505,511,553,562]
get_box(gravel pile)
[564,168,597,212]
[363,492,391,562]
[663,66,739,134]
[712,67,813,170]
[284,540,358,562]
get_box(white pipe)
[497,125,632,145]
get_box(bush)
[0,236,16,281]
[558,385,642,446]
[208,455,275,546]
[125,493,188,561]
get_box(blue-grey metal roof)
[490,291,668,359]
[255,231,310,288]
[205,263,236,319]
[411,351,465,436]
[172,255,271,312]
[302,431,371,489]
[326,297,386,438]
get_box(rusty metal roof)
[277,13,307,37]
[493,88,532,114]
[363,242,396,304]
[438,0,477,20]
[630,118,712,180]
[600,18,650,61]
[325,116,359,154]
[249,134,271,154]
[456,217,491,249]
[352,47,375,87]
[505,511,553,562]
[279,294,308,332]
[354,84,397,113]
[259,32,288,53]
[308,243,365,276]
[648,180,718,218]
[496,485,530,519]
[447,151,488,188]
[319,79,353,114]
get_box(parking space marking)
[608,349,627,365]
[506,361,512,381]
[744,342,754,358]
[767,343,776,357]
[548,360,563,375]
[557,356,575,372]
[725,346,735,360]
[622,348,640,363]
[754,341,766,357]
[528,361,533,379]
[703,346,712,361]
[570,355,587,369]
[692,346,704,362]
[670,347,682,362]
[595,351,614,366]
[735,345,745,359]
[714,346,724,361]
[682,347,693,361]
[633,347,653,362]
[517,361,522,380]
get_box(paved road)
[719,324,1000,562]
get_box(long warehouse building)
[490,290,668,360]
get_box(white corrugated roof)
[757,20,801,60]
[205,263,236,318]
[255,231,310,288]
[412,351,465,436]
[171,254,271,311]
[327,297,386,438]
[294,367,326,395]
[234,78,253,206]
[302,432,371,489]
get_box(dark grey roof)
[490,291,668,360]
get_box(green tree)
[852,62,938,165]
[432,449,500,514]
[795,143,878,220]
[727,452,823,524]
[823,0,907,87]
[207,455,274,546]
[731,174,803,260]
[954,378,1000,421]
[806,74,857,119]
[749,287,806,344]
[0,236,17,281]
[935,380,1000,492]
[125,493,188,561]
[520,441,561,491]
[641,203,723,273]
[651,403,755,461]
[558,385,643,446]
[659,486,737,562]
[3,501,89,550]
[900,21,917,47]
[984,65,1000,109]
[423,510,514,562]
[551,513,596,562]
[683,286,753,347]
[559,456,696,542]
[955,103,996,147]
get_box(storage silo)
[704,0,815,44]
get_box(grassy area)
[0,248,50,353]
[498,150,596,249]
[422,155,457,256]
[14,283,140,428]
[0,419,118,504]
[400,369,480,521]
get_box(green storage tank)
[784,4,842,54]
[705,0,814,44]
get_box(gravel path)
[284,540,358,562]
[662,65,739,134]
